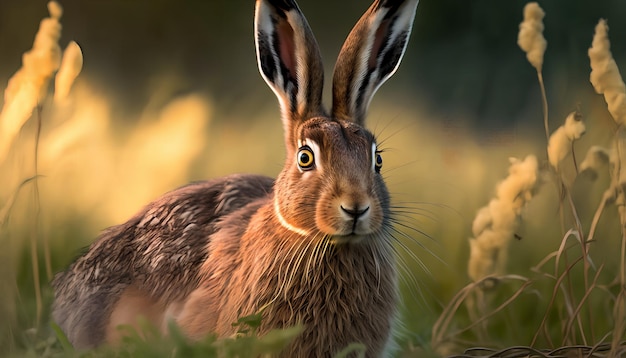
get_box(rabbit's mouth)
[315,198,384,240]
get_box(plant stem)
[34,105,52,281]
[29,105,43,329]
[612,127,626,355]
[588,191,609,245]
[537,71,550,141]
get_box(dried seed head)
[0,0,64,162]
[55,41,84,103]
[579,146,611,180]
[547,111,586,170]
[468,155,540,282]
[518,2,547,72]
[589,19,626,124]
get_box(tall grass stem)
[537,71,550,141]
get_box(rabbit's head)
[255,0,418,243]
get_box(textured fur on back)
[52,175,274,347]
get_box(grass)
[425,5,626,357]
[2,1,626,357]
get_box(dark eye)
[297,146,315,170]
[375,152,383,173]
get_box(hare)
[52,0,419,356]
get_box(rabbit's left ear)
[332,0,419,125]
[255,0,325,126]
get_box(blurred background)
[2,0,624,128]
[1,0,626,355]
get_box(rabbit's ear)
[332,0,419,125]
[255,0,324,126]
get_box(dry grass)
[430,3,626,357]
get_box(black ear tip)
[263,0,298,11]
[381,0,415,6]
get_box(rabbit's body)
[54,172,396,355]
[52,175,275,347]
[53,0,419,356]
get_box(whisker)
[390,223,445,270]
[389,229,433,278]
[388,241,429,308]
[390,200,460,216]
[373,116,416,148]
[389,218,437,244]
[391,210,439,224]
[318,235,332,267]
[378,230,397,268]
[371,237,383,292]
[268,232,305,305]
[289,239,315,291]
[380,161,421,176]
[304,233,326,284]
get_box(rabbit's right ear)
[254,0,324,131]
[332,0,419,125]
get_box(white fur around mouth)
[329,234,366,245]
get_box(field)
[1,0,626,357]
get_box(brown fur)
[106,286,165,343]
[52,0,419,356]
[175,121,397,356]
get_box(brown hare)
[52,0,419,356]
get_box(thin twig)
[562,264,604,346]
[611,219,626,356]
[0,176,41,228]
[588,191,611,245]
[532,256,584,346]
[571,142,579,174]
[432,276,530,349]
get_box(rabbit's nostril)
[340,205,370,219]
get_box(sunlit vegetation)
[2,1,626,357]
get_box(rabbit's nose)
[340,204,370,220]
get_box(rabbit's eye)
[297,146,315,171]
[375,152,383,173]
